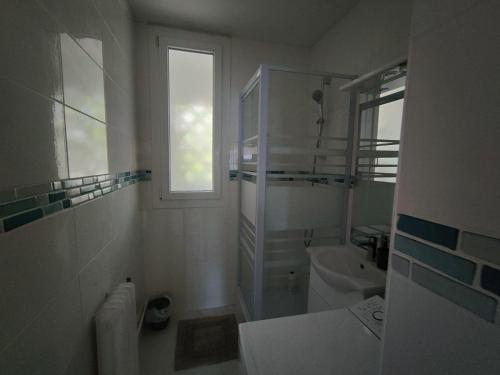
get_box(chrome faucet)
[360,236,378,261]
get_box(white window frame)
[149,27,230,208]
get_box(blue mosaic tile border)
[412,263,497,322]
[0,170,151,233]
[392,213,500,325]
[394,234,476,284]
[229,169,344,185]
[397,214,459,250]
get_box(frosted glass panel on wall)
[60,33,105,122]
[168,48,214,192]
[65,107,108,177]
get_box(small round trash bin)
[145,295,172,331]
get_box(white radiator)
[96,282,139,375]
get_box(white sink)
[308,245,386,295]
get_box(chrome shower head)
[312,89,323,104]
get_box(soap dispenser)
[288,271,298,295]
[366,236,378,261]
[376,235,389,270]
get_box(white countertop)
[239,309,381,375]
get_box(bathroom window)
[168,48,214,192]
[153,33,226,204]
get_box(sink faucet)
[360,236,378,261]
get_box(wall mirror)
[345,62,407,251]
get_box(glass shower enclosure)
[237,65,356,320]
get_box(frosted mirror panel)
[168,48,214,192]
[60,34,105,122]
[66,107,108,177]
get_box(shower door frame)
[237,66,267,321]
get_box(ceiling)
[129,0,360,47]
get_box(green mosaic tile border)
[0,170,151,233]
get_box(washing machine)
[239,296,385,375]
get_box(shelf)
[340,56,407,92]
[358,139,400,149]
[241,171,257,176]
[243,135,258,143]
[269,134,348,142]
[352,225,390,236]
[357,150,399,158]
[266,171,342,180]
[270,145,347,157]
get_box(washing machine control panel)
[348,295,385,339]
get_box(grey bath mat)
[174,314,239,371]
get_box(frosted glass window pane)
[168,48,214,192]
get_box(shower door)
[237,65,354,321]
[262,68,352,319]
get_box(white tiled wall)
[0,0,138,190]
[381,0,500,373]
[0,1,143,374]
[0,184,144,375]
[396,0,500,238]
[381,272,500,374]
[309,0,413,75]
